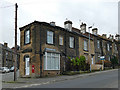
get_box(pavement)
[1,69,118,89]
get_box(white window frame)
[44,52,60,70]
[97,40,100,49]
[59,36,63,45]
[107,43,110,51]
[25,30,30,44]
[69,37,74,48]
[47,31,54,44]
[115,44,117,51]
[84,40,88,51]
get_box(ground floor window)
[44,52,60,70]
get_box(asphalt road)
[29,70,118,88]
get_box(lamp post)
[88,26,92,72]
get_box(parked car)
[10,66,18,72]
[0,67,10,73]
[0,67,3,73]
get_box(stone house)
[0,43,20,69]
[19,20,96,77]
[0,43,14,68]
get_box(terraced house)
[19,20,120,78]
[19,20,97,77]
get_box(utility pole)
[14,3,18,81]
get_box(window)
[107,43,110,51]
[69,37,74,48]
[44,52,60,70]
[59,36,63,45]
[47,31,53,44]
[115,44,117,51]
[97,40,100,48]
[25,30,30,44]
[84,40,88,51]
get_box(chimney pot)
[50,21,56,26]
[4,43,8,47]
[102,34,107,38]
[80,23,86,34]
[64,20,72,31]
[92,28,98,35]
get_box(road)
[28,70,118,88]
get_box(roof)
[20,21,93,40]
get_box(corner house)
[19,20,95,77]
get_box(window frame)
[44,52,60,70]
[59,35,64,46]
[107,43,110,51]
[69,37,74,48]
[83,40,88,51]
[24,29,30,45]
[97,40,100,49]
[47,30,54,45]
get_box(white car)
[1,67,10,73]
[10,66,18,72]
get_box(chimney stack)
[50,21,56,26]
[4,42,8,47]
[80,22,86,34]
[92,28,98,35]
[64,20,72,31]
[102,34,107,38]
[108,34,114,39]
[115,34,120,41]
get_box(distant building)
[0,43,20,69]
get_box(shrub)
[67,55,88,71]
[110,56,118,69]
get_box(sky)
[0,0,119,48]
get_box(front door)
[25,57,30,75]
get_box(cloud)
[0,0,118,47]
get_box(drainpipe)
[64,31,67,72]
[40,26,42,77]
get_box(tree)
[110,56,118,69]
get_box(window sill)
[24,42,31,45]
[83,49,89,52]
[46,43,54,45]
[44,69,60,71]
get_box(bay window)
[44,52,60,70]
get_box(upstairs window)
[69,37,74,48]
[59,36,63,45]
[25,30,30,44]
[47,31,53,44]
[97,40,100,49]
[84,40,88,51]
[107,43,110,51]
[115,44,117,51]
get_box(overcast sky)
[0,0,119,48]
